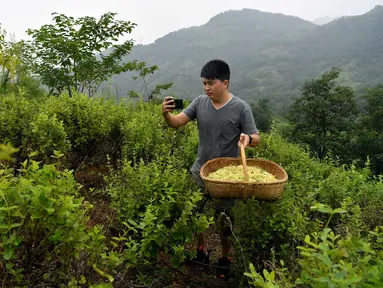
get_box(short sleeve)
[241,103,259,135]
[183,96,200,121]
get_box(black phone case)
[173,99,183,110]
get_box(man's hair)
[200,59,230,82]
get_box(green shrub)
[0,145,124,287]
[42,94,127,165]
[106,156,212,268]
[120,100,199,170]
[232,131,383,285]
[1,91,382,287]
[31,112,70,159]
[0,154,84,285]
[296,226,383,287]
[244,205,383,288]
[0,94,37,161]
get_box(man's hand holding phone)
[162,97,183,115]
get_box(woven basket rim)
[200,157,288,185]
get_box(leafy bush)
[0,148,99,286]
[0,94,37,162]
[1,91,382,287]
[232,131,383,286]
[30,112,70,159]
[244,205,383,287]
[0,92,198,171]
[41,93,131,167]
[106,156,212,268]
[296,226,383,287]
[0,144,135,287]
[121,100,198,169]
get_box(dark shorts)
[191,169,236,237]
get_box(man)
[162,59,260,278]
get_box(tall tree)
[131,62,173,101]
[0,25,25,94]
[251,98,273,133]
[0,24,6,93]
[288,67,357,160]
[357,84,383,175]
[0,24,4,49]
[25,12,155,97]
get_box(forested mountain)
[111,6,383,114]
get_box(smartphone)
[173,99,183,110]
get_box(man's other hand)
[238,133,251,148]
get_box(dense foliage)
[288,67,357,160]
[0,92,382,287]
[355,84,383,175]
[237,131,383,287]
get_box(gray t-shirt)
[183,94,258,174]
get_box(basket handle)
[240,144,249,182]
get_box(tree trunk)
[67,86,73,98]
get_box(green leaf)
[0,144,18,161]
[267,270,275,281]
[45,207,55,214]
[128,219,138,227]
[93,264,114,283]
[318,276,331,283]
[319,243,329,252]
[310,203,333,214]
[348,275,362,283]
[9,223,22,229]
[0,206,19,211]
[249,263,256,274]
[0,223,19,230]
[11,209,23,217]
[333,208,347,214]
[13,237,22,246]
[263,269,269,279]
[144,249,150,258]
[0,224,10,229]
[39,191,47,204]
[317,254,331,266]
[3,250,12,260]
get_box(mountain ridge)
[109,6,383,114]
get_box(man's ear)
[224,79,229,88]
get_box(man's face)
[202,78,228,100]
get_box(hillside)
[111,6,383,114]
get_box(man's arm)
[162,96,191,128]
[239,102,261,148]
[248,133,260,147]
[163,111,191,128]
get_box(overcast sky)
[1,0,381,45]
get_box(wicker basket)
[200,157,288,200]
